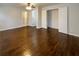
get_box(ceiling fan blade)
[31,5,35,8]
[27,3,30,6]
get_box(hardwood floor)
[0,26,79,56]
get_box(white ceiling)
[18,3,58,7]
[37,3,58,6]
[0,3,58,7]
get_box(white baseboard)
[69,33,79,37]
[0,25,27,31]
[36,26,47,29]
[36,27,41,29]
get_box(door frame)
[41,6,68,34]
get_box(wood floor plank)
[0,26,79,56]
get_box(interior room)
[0,3,79,56]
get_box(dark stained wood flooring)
[0,26,79,56]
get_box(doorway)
[42,7,68,34]
[27,9,37,27]
[47,9,59,30]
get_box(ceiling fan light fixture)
[26,6,32,10]
[25,3,35,10]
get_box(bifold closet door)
[58,7,68,34]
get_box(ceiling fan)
[26,3,35,10]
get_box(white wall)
[0,4,27,31]
[47,9,58,29]
[41,10,47,28]
[47,10,52,27]
[33,7,42,28]
[68,4,79,37]
[41,3,79,37]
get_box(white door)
[58,7,68,34]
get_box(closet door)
[59,7,68,34]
